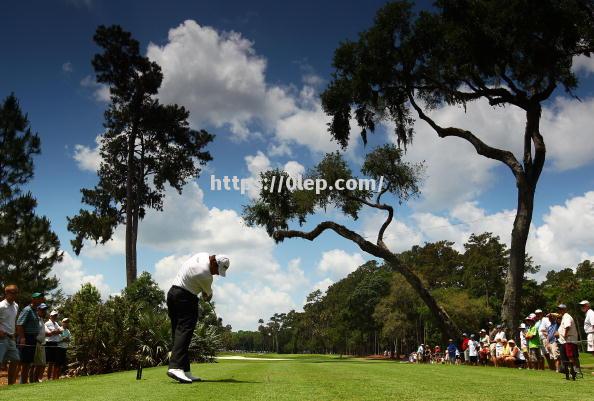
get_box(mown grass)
[2,354,592,401]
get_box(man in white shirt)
[557,304,578,380]
[468,334,478,365]
[0,284,20,385]
[166,253,230,383]
[580,300,594,360]
[45,310,63,380]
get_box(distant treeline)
[225,233,594,355]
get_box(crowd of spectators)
[409,302,594,381]
[0,285,71,385]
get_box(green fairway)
[2,355,592,401]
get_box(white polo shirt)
[584,309,594,334]
[559,313,578,344]
[171,252,213,297]
[0,299,18,335]
[45,319,62,342]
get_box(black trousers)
[167,286,199,371]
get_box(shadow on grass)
[201,378,261,384]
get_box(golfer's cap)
[31,292,43,299]
[488,321,494,325]
[579,300,590,305]
[61,318,69,323]
[448,339,453,342]
[38,303,48,310]
[519,323,526,329]
[480,329,486,333]
[496,324,502,328]
[508,339,515,344]
[528,313,536,319]
[557,303,567,309]
[534,309,543,314]
[525,316,534,321]
[50,310,59,316]
[216,255,230,277]
[470,334,475,338]
[462,333,467,336]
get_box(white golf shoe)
[184,371,202,382]
[167,369,192,383]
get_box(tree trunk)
[388,256,460,341]
[501,186,534,340]
[125,131,137,287]
[501,104,543,341]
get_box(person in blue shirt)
[447,339,458,365]
[546,313,561,372]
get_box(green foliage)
[243,146,422,239]
[400,240,462,289]
[59,274,224,376]
[189,322,222,363]
[122,271,165,310]
[0,93,62,304]
[322,0,594,146]
[461,233,508,310]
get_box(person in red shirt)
[461,333,469,364]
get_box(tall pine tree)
[0,94,62,304]
[68,26,213,286]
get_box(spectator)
[525,315,543,370]
[416,344,424,363]
[580,300,593,360]
[557,304,579,380]
[534,309,549,370]
[468,334,478,366]
[493,325,506,366]
[57,318,71,377]
[479,329,489,346]
[45,310,63,380]
[487,321,496,341]
[506,340,525,368]
[496,338,510,367]
[478,342,490,366]
[15,292,44,384]
[494,338,503,367]
[461,333,469,364]
[31,303,49,383]
[519,322,528,362]
[446,339,457,365]
[546,313,561,373]
[0,284,20,385]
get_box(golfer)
[166,253,230,383]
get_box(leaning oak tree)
[320,0,594,334]
[0,94,62,304]
[68,26,213,286]
[244,145,462,340]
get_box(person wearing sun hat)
[166,253,230,383]
[557,303,578,380]
[44,310,63,380]
[15,291,44,384]
[546,313,561,372]
[525,314,543,370]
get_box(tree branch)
[408,94,525,180]
[347,195,394,249]
[273,221,393,260]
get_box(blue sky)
[1,0,594,330]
